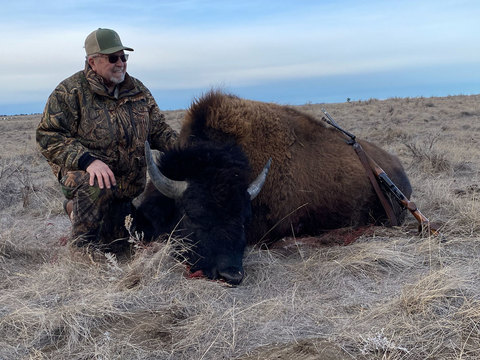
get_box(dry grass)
[1,94,480,359]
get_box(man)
[37,28,177,250]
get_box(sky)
[1,0,479,115]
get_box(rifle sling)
[352,142,399,226]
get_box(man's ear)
[88,56,96,70]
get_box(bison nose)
[218,267,244,285]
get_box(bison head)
[141,141,270,285]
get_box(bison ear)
[145,141,188,199]
[248,158,272,200]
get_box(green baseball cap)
[84,28,134,55]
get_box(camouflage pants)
[60,170,134,248]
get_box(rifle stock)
[368,156,439,236]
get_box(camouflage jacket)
[37,63,177,198]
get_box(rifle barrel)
[321,108,356,140]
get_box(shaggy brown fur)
[179,91,412,244]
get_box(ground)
[1,94,479,359]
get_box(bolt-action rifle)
[321,109,439,236]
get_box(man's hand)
[86,160,116,189]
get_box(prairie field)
[1,94,480,359]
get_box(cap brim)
[99,46,134,54]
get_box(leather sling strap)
[351,142,399,226]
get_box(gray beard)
[110,73,125,84]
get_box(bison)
[133,91,412,285]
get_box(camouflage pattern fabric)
[60,170,131,247]
[37,63,177,246]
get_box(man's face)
[89,51,127,87]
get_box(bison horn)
[248,158,272,200]
[145,141,188,199]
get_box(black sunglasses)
[98,53,129,63]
